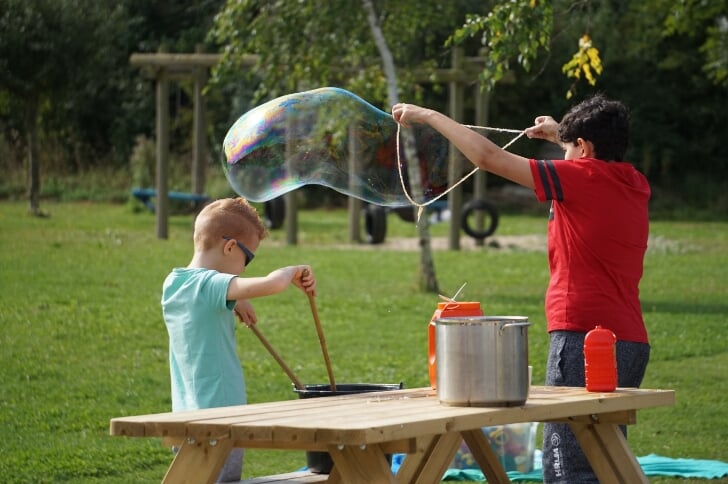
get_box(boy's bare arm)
[391,103,535,189]
[226,265,316,301]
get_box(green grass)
[1,201,726,483]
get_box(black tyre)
[461,199,499,240]
[365,205,387,244]
[264,197,285,229]
[392,206,416,223]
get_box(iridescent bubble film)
[222,87,450,207]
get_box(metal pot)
[436,316,530,407]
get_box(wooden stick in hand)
[303,269,336,392]
[235,308,304,390]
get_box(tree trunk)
[362,0,439,293]
[25,103,43,217]
[401,128,439,292]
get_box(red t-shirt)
[529,158,650,343]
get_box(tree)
[210,0,487,292]
[663,0,728,87]
[210,1,483,102]
[0,0,228,208]
[447,0,728,199]
[361,0,439,292]
[0,0,126,215]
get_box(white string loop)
[395,124,526,222]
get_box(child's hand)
[391,103,429,127]
[524,116,560,144]
[295,266,317,297]
[233,299,257,326]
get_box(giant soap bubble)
[222,87,450,207]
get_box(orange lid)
[436,301,481,310]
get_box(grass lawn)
[0,200,726,483]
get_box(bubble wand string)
[395,123,526,222]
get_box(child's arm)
[226,265,316,301]
[391,103,535,189]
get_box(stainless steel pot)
[436,316,530,407]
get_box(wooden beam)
[192,46,207,196]
[155,67,170,240]
[129,52,259,80]
[130,52,222,67]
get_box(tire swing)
[264,197,285,229]
[461,199,499,240]
[364,205,387,244]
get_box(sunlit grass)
[0,201,726,483]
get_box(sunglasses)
[223,237,255,266]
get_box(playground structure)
[130,47,500,248]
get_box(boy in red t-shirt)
[393,95,650,483]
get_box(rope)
[395,123,526,222]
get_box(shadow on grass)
[642,299,728,316]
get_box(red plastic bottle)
[428,301,483,388]
[584,325,618,392]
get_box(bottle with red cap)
[583,325,617,392]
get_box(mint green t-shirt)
[161,267,246,411]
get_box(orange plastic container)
[584,325,617,392]
[428,301,483,388]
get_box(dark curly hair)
[558,94,630,162]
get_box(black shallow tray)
[294,382,404,398]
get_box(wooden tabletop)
[110,386,674,448]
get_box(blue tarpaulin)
[387,453,728,481]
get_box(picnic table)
[110,385,674,484]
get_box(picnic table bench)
[238,471,328,483]
[110,385,674,484]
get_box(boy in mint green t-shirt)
[162,197,316,482]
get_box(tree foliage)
[209,0,486,106]
[447,0,553,92]
[663,0,728,87]
[561,34,603,99]
[0,0,130,212]
[0,0,226,169]
[0,0,726,213]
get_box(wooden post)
[447,48,464,250]
[348,123,362,243]
[155,54,170,240]
[284,116,298,246]
[474,86,489,247]
[284,192,298,245]
[192,44,207,196]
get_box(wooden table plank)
[110,386,675,447]
[238,471,329,483]
[110,387,431,438]
[232,388,673,446]
[110,386,675,484]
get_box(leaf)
[561,34,603,96]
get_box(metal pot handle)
[499,322,531,334]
